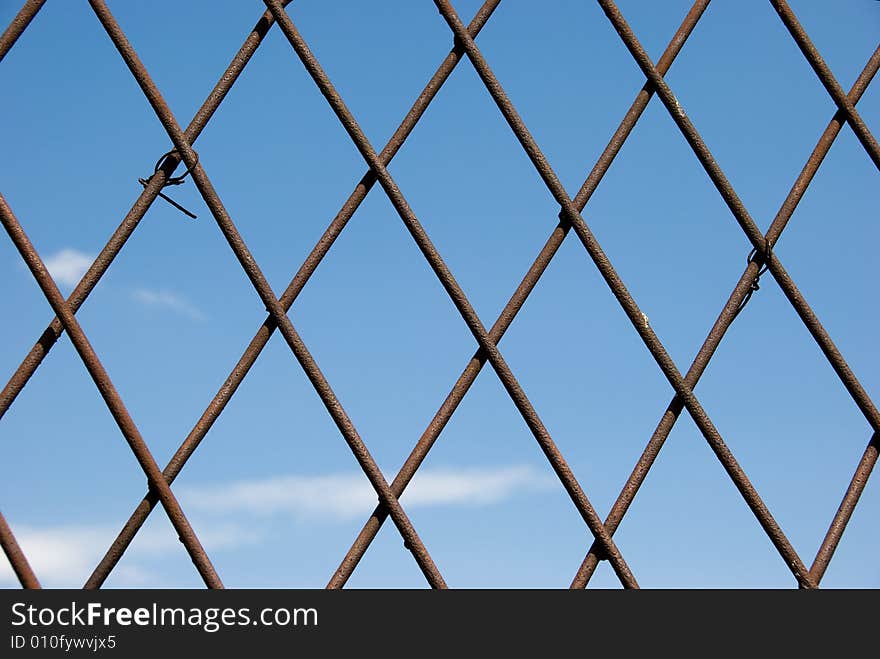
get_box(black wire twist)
[137,149,199,219]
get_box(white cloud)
[132,288,206,321]
[43,248,93,288]
[180,465,554,521]
[0,525,106,586]
[0,467,552,586]
[0,521,256,588]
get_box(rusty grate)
[0,0,877,589]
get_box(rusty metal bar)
[329,0,712,589]
[87,0,446,589]
[0,193,223,589]
[0,1,295,425]
[434,0,813,587]
[263,0,639,588]
[596,0,880,434]
[0,0,46,62]
[810,430,880,583]
[572,45,880,588]
[769,0,880,170]
[0,511,40,589]
[85,0,501,589]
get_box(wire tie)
[733,241,773,319]
[138,149,199,219]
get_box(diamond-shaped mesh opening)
[0,0,877,590]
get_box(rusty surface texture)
[0,0,876,589]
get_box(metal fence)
[0,0,877,589]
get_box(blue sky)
[0,0,877,588]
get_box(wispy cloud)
[43,248,92,288]
[132,288,206,321]
[1,467,551,586]
[0,522,256,588]
[180,465,554,521]
[0,525,105,586]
